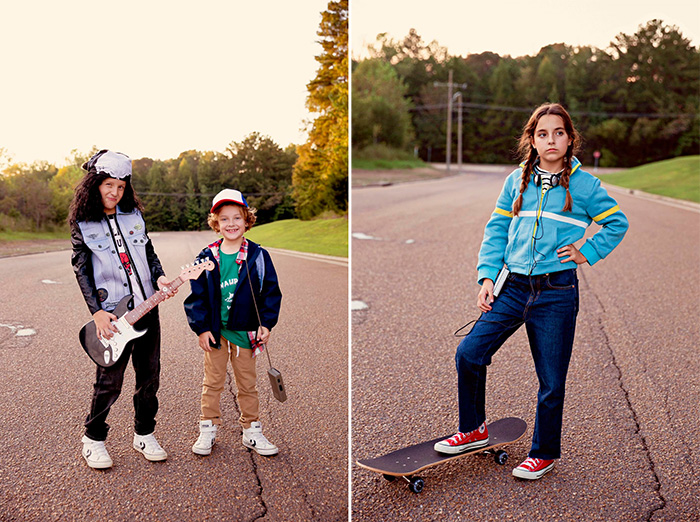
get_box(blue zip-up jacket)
[477,157,629,284]
[183,239,282,339]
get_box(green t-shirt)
[219,250,252,349]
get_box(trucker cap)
[210,188,248,213]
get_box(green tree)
[225,132,297,223]
[0,162,56,230]
[292,0,348,219]
[183,176,203,230]
[352,59,414,149]
[49,164,83,223]
[587,118,628,167]
[610,19,699,113]
[143,161,175,230]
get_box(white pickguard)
[98,316,146,364]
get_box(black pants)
[84,309,161,441]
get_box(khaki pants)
[200,337,259,429]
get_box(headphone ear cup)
[551,174,560,187]
[533,172,541,186]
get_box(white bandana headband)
[82,150,132,179]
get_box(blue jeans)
[455,269,579,460]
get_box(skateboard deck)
[356,417,527,493]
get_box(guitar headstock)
[179,259,215,281]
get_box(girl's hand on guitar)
[198,331,216,352]
[93,310,119,340]
[157,276,178,299]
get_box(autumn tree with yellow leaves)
[293,0,348,219]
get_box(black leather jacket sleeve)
[144,224,166,289]
[70,223,102,315]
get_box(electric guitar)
[79,259,214,367]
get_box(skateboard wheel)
[382,474,396,482]
[408,477,424,494]
[494,450,508,465]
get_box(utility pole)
[434,71,467,172]
[446,70,453,171]
[453,91,463,173]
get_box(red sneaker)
[512,457,555,480]
[433,423,489,454]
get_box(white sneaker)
[192,420,217,456]
[242,421,278,456]
[133,433,168,462]
[81,435,113,469]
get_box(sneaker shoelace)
[248,430,273,447]
[447,425,483,445]
[447,432,468,445]
[141,435,163,453]
[88,442,109,460]
[520,458,544,470]
[199,431,215,441]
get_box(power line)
[138,191,285,197]
[410,102,695,119]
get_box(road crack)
[226,370,268,522]
[226,369,319,521]
[581,272,666,520]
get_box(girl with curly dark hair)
[69,149,176,470]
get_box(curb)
[602,183,700,213]
[266,247,348,266]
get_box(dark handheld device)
[267,367,287,403]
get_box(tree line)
[0,134,296,232]
[352,19,699,167]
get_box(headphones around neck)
[533,170,561,187]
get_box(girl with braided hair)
[434,103,629,480]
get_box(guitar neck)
[124,277,184,324]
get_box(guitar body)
[77,258,214,367]
[79,295,147,368]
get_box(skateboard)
[356,417,527,493]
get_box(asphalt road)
[0,230,348,521]
[351,166,700,521]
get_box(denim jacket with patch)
[71,207,164,314]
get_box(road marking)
[352,300,368,311]
[352,232,380,241]
[0,323,36,337]
[41,279,62,284]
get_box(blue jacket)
[477,157,629,283]
[183,239,282,338]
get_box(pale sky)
[352,0,699,60]
[0,0,331,166]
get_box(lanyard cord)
[245,256,273,369]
